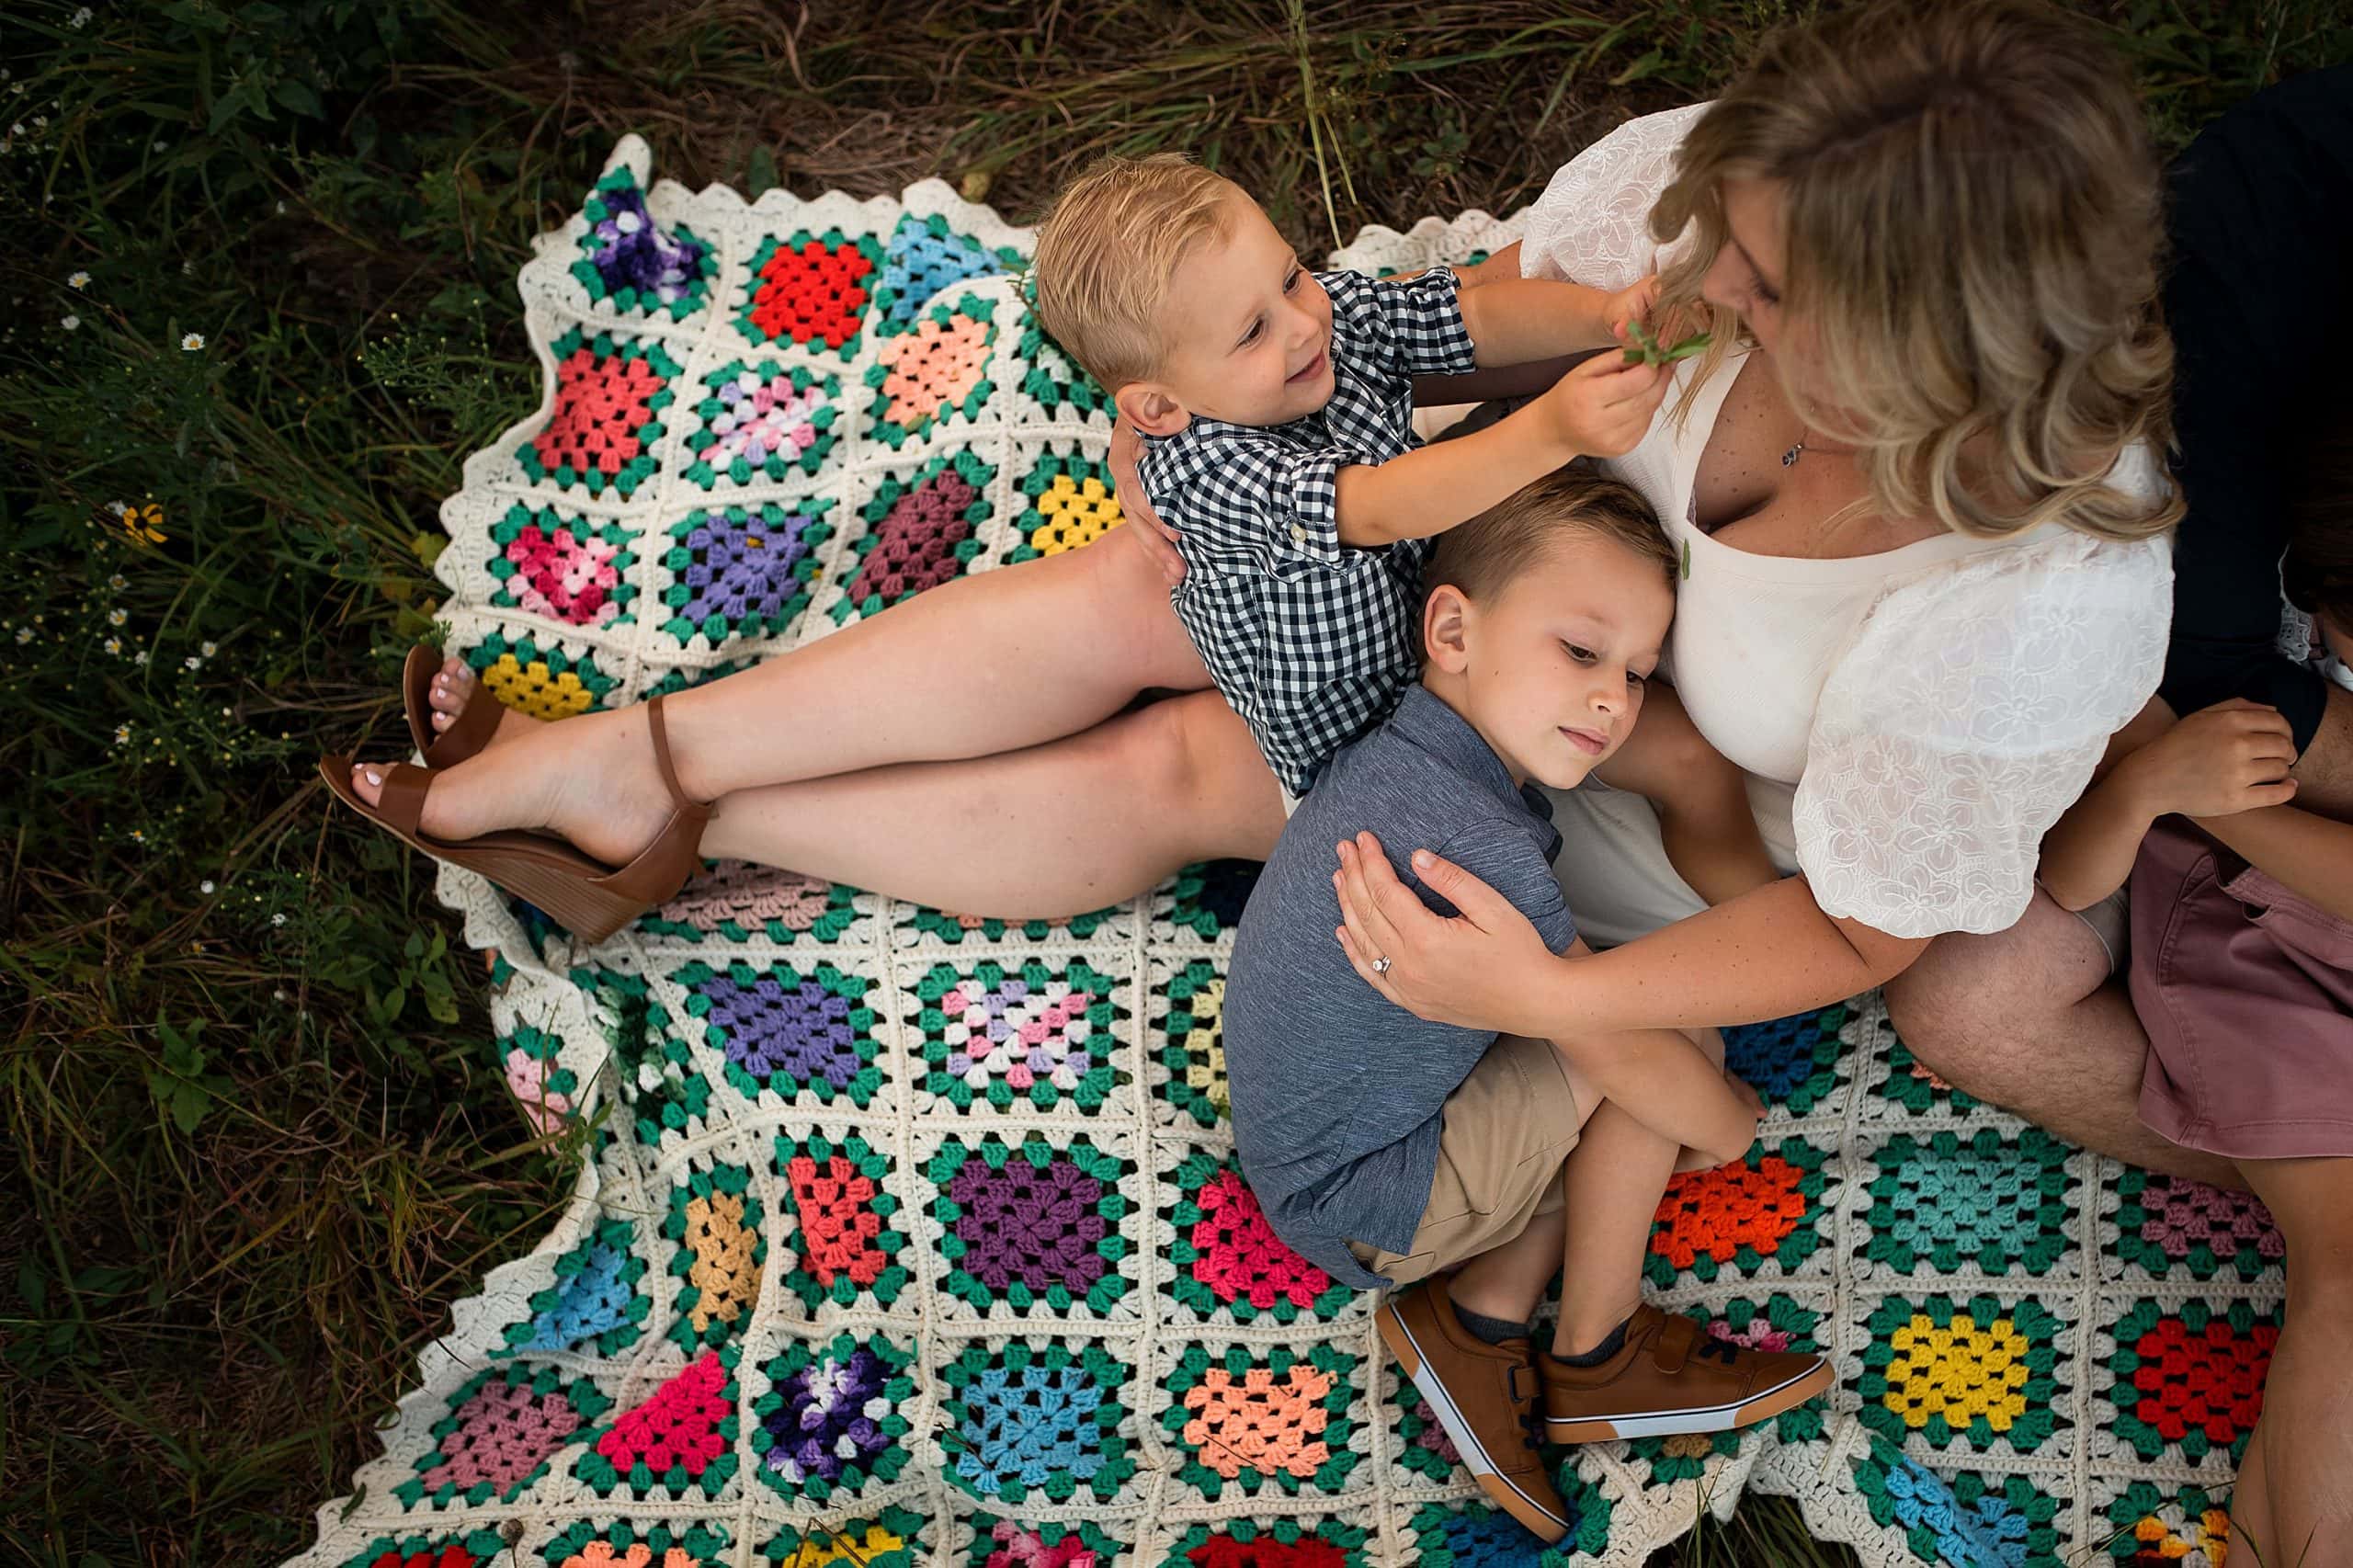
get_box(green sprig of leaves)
[1622,317,1712,367]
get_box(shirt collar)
[1387,687,1560,853]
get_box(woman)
[338,2,2171,966]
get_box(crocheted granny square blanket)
[286,138,2282,1568]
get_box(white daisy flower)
[108,573,126,590]
[13,627,30,644]
[184,654,201,670]
[104,636,120,655]
[199,640,216,656]
[114,723,132,745]
[133,650,148,666]
[108,608,126,626]
[69,7,91,28]
[199,880,214,894]
[180,332,204,351]
[272,913,287,927]
[66,269,88,289]
[60,313,77,330]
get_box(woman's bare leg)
[1884,892,2245,1188]
[426,524,1203,772]
[2228,1156,2353,1564]
[697,689,1286,916]
[349,529,1211,864]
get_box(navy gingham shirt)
[1138,267,1480,795]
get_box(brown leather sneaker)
[1539,1303,1833,1442]
[1376,1272,1569,1543]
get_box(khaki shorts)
[1346,1032,1588,1287]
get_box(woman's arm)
[1331,834,1925,1038]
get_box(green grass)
[1,0,2344,1562]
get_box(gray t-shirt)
[1223,685,1579,1290]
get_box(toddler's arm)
[1590,686,1778,904]
[2039,697,2300,910]
[1457,274,1644,368]
[1336,347,1667,548]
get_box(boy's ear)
[1114,382,1191,437]
[1422,583,1475,675]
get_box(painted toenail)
[364,768,381,786]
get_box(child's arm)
[2194,804,2353,922]
[1457,274,1651,368]
[1588,685,1778,905]
[2038,698,2301,910]
[1335,345,1668,548]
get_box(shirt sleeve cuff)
[1275,450,1348,568]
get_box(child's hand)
[2118,699,2300,820]
[1534,338,1670,460]
[1601,274,1661,340]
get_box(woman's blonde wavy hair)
[1651,0,2182,542]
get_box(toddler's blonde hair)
[1650,0,2180,543]
[1032,153,1241,392]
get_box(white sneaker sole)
[1544,1356,1835,1443]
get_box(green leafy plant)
[1623,315,1713,366]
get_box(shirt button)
[1290,523,1309,543]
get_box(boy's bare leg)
[697,689,1287,916]
[349,529,1213,861]
[1552,1028,1727,1357]
[2226,1156,2353,1564]
[1448,1041,1602,1327]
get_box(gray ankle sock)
[1451,1301,1529,1346]
[1555,1313,1632,1367]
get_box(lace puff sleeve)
[1792,529,2175,938]
[1518,101,1712,290]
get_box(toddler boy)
[1029,153,1756,862]
[1219,470,1831,1542]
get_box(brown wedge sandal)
[402,644,505,767]
[322,693,712,945]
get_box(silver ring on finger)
[1372,955,1392,975]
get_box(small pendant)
[1780,440,1804,468]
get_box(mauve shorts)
[2131,818,2353,1160]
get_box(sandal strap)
[644,695,708,812]
[376,762,436,838]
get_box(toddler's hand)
[1535,335,1669,460]
[1601,274,1662,340]
[2119,698,2299,820]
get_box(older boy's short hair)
[1424,465,1673,631]
[1032,153,1240,392]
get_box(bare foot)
[426,655,539,749]
[351,700,683,869]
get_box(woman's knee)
[1078,530,1208,688]
[1086,693,1284,858]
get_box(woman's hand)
[2118,698,2300,820]
[1332,832,1565,1037]
[1109,420,1185,587]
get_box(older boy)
[1221,470,1831,1541]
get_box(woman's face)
[1699,176,1795,364]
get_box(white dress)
[1518,106,2177,945]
